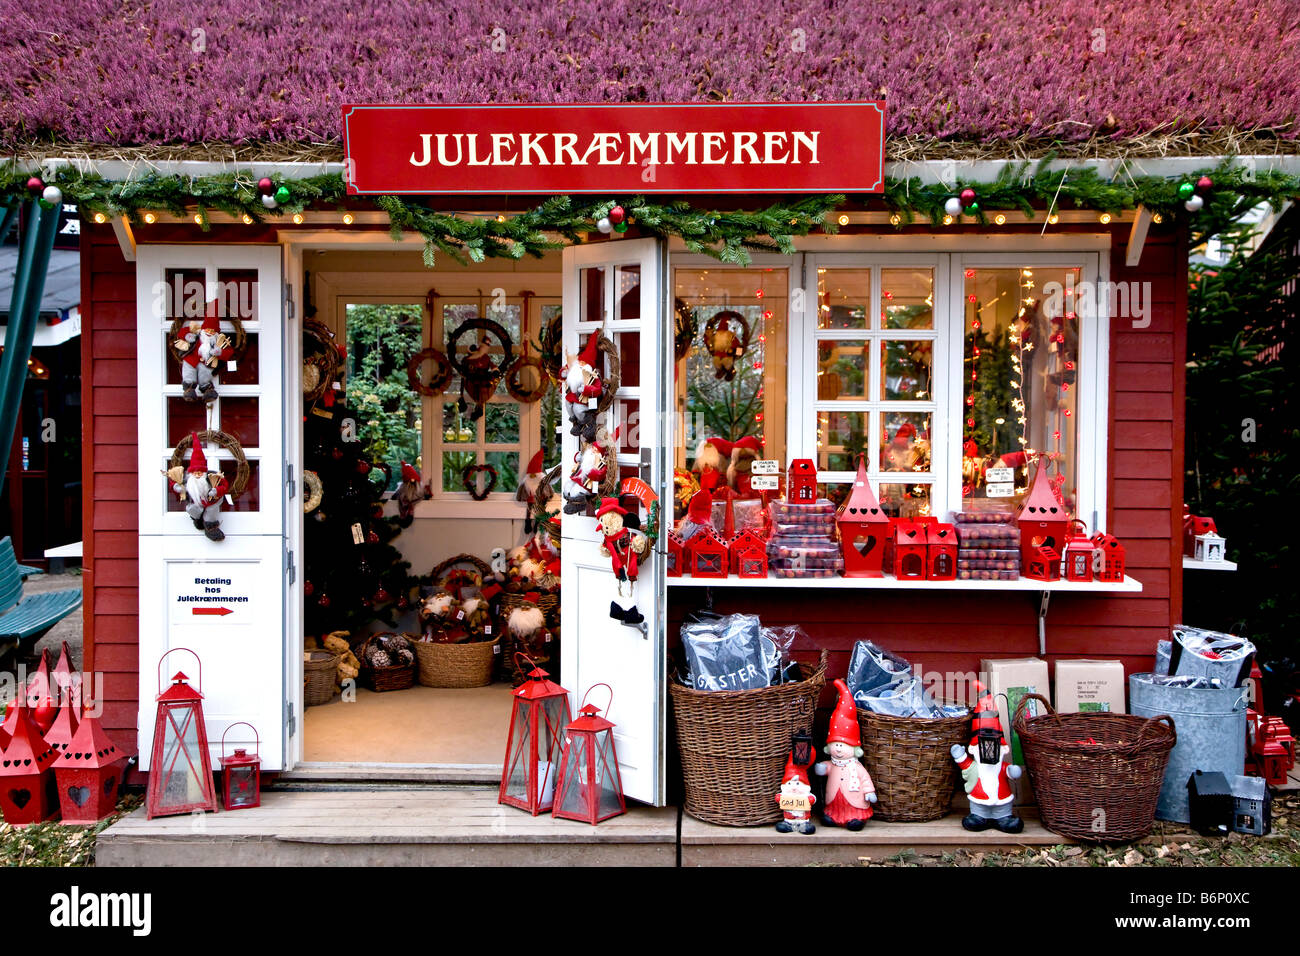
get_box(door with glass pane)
[135,246,285,770]
[560,238,667,806]
[803,255,949,517]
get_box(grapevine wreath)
[448,316,514,419]
[166,429,251,497]
[302,318,343,404]
[302,469,324,513]
[702,309,752,381]
[406,345,454,396]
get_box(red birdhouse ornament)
[687,526,729,578]
[730,528,768,577]
[0,700,60,825]
[146,649,218,820]
[787,459,818,503]
[891,520,929,580]
[1091,533,1126,583]
[1062,520,1094,582]
[553,684,626,825]
[52,706,127,824]
[1017,461,1070,570]
[1183,512,1217,558]
[1024,545,1062,582]
[500,657,572,815]
[926,524,958,580]
[837,456,890,578]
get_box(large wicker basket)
[358,633,416,692]
[414,638,499,688]
[1014,693,1176,842]
[670,649,828,827]
[857,704,971,822]
[304,650,338,706]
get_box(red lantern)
[687,527,729,578]
[1017,461,1069,569]
[27,649,57,734]
[499,656,572,815]
[219,722,262,810]
[1063,520,1094,582]
[43,699,80,755]
[553,684,626,825]
[146,648,218,820]
[52,705,127,824]
[787,459,818,503]
[0,700,59,825]
[837,456,891,578]
[926,523,958,580]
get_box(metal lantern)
[52,704,127,824]
[219,722,262,810]
[146,648,218,819]
[552,684,626,825]
[499,656,572,815]
[0,699,59,825]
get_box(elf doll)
[814,679,877,829]
[561,335,604,440]
[174,306,234,403]
[167,433,230,541]
[950,685,1024,833]
[775,754,817,835]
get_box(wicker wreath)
[430,553,495,596]
[406,346,454,396]
[302,470,324,513]
[537,311,564,384]
[568,333,622,417]
[505,351,549,403]
[674,297,697,362]
[302,319,343,403]
[167,430,251,498]
[703,309,752,380]
[167,311,248,368]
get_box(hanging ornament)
[318,593,331,608]
[965,201,980,215]
[261,194,278,210]
[258,177,275,195]
[608,205,626,224]
[1184,194,1205,212]
[367,530,379,544]
[374,587,391,604]
[304,581,314,597]
[596,217,613,234]
[612,220,629,234]
[356,460,371,475]
[1196,176,1213,193]
[41,185,63,207]
[944,196,964,217]
[274,185,291,205]
[26,176,44,195]
[1177,182,1196,200]
[959,188,977,207]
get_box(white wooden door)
[560,238,668,806]
[135,246,287,770]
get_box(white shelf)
[1182,556,1238,571]
[668,574,1144,593]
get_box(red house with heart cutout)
[838,457,891,577]
[1017,460,1070,570]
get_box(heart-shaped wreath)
[462,463,499,500]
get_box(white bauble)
[42,185,63,206]
[596,217,613,234]
[1184,195,1204,212]
[262,194,278,209]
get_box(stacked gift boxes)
[766,499,843,578]
[952,510,1021,581]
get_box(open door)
[560,238,669,806]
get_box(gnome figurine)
[174,304,234,402]
[561,335,604,441]
[814,679,877,830]
[167,433,231,541]
[950,685,1024,833]
[775,753,817,835]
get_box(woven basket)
[304,650,338,706]
[358,633,416,693]
[414,638,499,688]
[857,704,971,822]
[1014,693,1176,842]
[670,649,828,827]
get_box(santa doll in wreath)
[564,426,616,514]
[814,679,878,829]
[174,307,234,402]
[166,433,230,542]
[561,335,605,440]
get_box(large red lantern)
[0,699,59,825]
[51,640,82,711]
[146,648,218,819]
[26,649,57,734]
[43,698,80,755]
[552,684,626,825]
[219,722,262,810]
[499,656,572,815]
[52,706,127,824]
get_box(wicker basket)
[857,704,971,822]
[358,633,416,692]
[670,649,828,827]
[414,638,499,688]
[304,650,338,706]
[1014,692,1176,842]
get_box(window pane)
[881,269,934,330]
[880,339,932,400]
[614,330,641,387]
[581,267,605,324]
[166,397,208,446]
[962,267,1081,509]
[163,269,205,322]
[817,340,868,400]
[486,451,520,494]
[220,397,259,448]
[816,411,867,472]
[443,451,476,492]
[877,481,931,519]
[879,411,931,473]
[442,379,474,444]
[485,401,520,444]
[345,303,422,493]
[615,265,640,321]
[215,269,259,323]
[817,269,869,330]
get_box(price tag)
[484,624,493,635]
[226,360,237,372]
[332,381,342,391]
[751,460,780,475]
[986,466,1014,484]
[544,633,552,643]
[350,523,364,545]
[986,482,1015,498]
[750,475,779,491]
[493,644,501,655]
[456,609,465,620]
[779,795,812,812]
[734,346,745,357]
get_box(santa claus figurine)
[706,313,740,380]
[561,335,604,440]
[775,753,817,835]
[727,436,762,497]
[564,427,615,514]
[814,679,877,830]
[174,305,234,403]
[167,433,230,541]
[692,437,733,494]
[950,685,1024,834]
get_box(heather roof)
[2,0,1297,157]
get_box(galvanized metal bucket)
[1129,674,1247,824]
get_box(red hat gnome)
[561,334,604,441]
[775,752,817,835]
[167,433,231,541]
[692,437,733,492]
[950,684,1023,833]
[173,299,234,403]
[814,679,877,830]
[396,461,423,522]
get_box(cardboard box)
[1055,659,1127,714]
[980,657,1049,768]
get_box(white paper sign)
[750,475,779,491]
[168,563,257,626]
[751,460,780,475]
[986,466,1014,484]
[986,482,1015,498]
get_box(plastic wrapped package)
[845,640,968,719]
[770,498,837,518]
[1169,625,1256,687]
[957,557,1021,571]
[679,613,770,691]
[954,522,1020,546]
[1155,640,1172,676]
[956,548,1019,560]
[847,640,910,695]
[772,517,838,537]
[713,498,768,536]
[950,510,1016,524]
[761,624,808,684]
[957,569,1019,581]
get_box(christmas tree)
[302,404,417,638]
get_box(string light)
[193,214,202,225]
[1151,212,1164,224]
[994,214,1007,225]
[942,215,954,226]
[143,212,156,224]
[1048,213,1059,224]
[342,213,354,225]
[292,213,304,224]
[241,214,253,224]
[92,212,107,224]
[837,214,850,226]
[1099,213,1112,224]
[889,214,901,226]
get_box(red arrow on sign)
[192,607,233,617]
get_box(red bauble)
[258,177,275,195]
[26,176,44,194]
[374,588,391,603]
[367,531,379,544]
[609,205,625,225]
[371,505,385,520]
[304,581,314,596]
[331,448,344,460]
[356,460,371,475]
[397,597,411,611]
[1196,176,1213,192]
[360,598,373,610]
[960,188,977,206]
[318,593,331,608]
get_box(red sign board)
[342,102,884,195]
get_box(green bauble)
[613,220,629,233]
[275,185,291,204]
[1177,182,1195,200]
[966,201,980,215]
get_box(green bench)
[0,536,81,659]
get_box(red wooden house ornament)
[926,524,958,580]
[1024,545,1062,582]
[52,707,128,824]
[787,459,818,503]
[731,529,769,578]
[1091,533,1126,582]
[837,457,890,577]
[1017,461,1070,570]
[1183,512,1217,558]
[0,700,59,826]
[687,526,729,578]
[665,531,685,578]
[891,520,929,580]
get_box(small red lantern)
[666,531,685,577]
[891,520,929,580]
[499,656,572,815]
[553,684,626,825]
[1091,533,1126,582]
[1063,520,1094,582]
[0,700,59,825]
[146,648,218,820]
[926,523,958,580]
[52,705,128,824]
[1017,460,1070,568]
[787,459,818,503]
[837,456,891,578]
[687,526,729,578]
[219,722,262,810]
